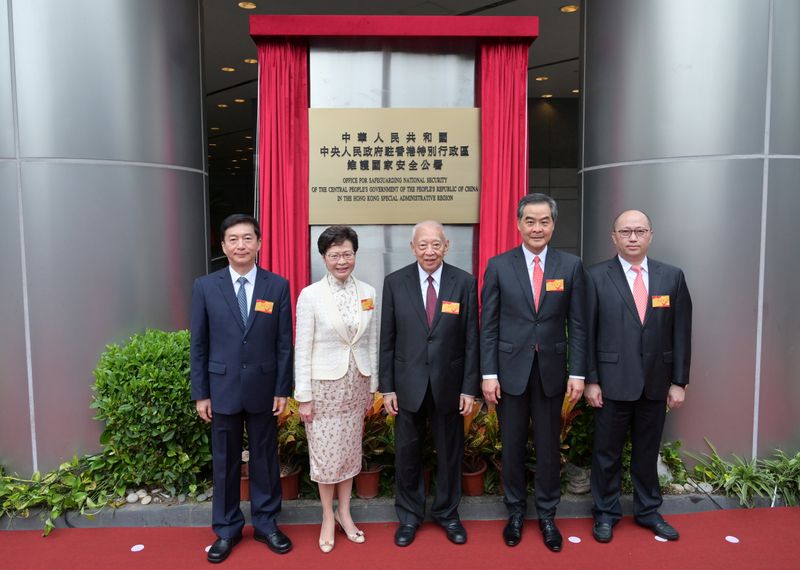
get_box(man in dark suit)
[480,193,587,552]
[585,209,692,544]
[379,220,480,547]
[191,214,293,563]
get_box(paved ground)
[2,492,764,531]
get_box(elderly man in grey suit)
[379,220,480,548]
[585,209,692,544]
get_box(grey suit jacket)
[586,257,692,401]
[480,246,587,397]
[379,262,480,413]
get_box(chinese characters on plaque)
[309,108,480,224]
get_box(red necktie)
[632,265,647,323]
[532,255,543,312]
[426,275,437,327]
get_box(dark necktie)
[236,276,248,326]
[426,275,437,327]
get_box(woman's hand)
[298,400,315,423]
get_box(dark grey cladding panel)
[583,0,769,166]
[12,0,203,168]
[21,162,206,471]
[770,0,800,156]
[758,158,800,455]
[0,163,33,474]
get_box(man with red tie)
[481,194,587,552]
[585,210,692,543]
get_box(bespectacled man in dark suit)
[585,209,692,544]
[191,214,293,563]
[480,193,587,552]
[379,220,480,548]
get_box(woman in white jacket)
[294,226,378,553]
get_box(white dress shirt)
[618,255,650,294]
[229,264,258,317]
[417,262,443,308]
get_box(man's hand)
[273,397,287,416]
[667,385,686,410]
[585,384,603,408]
[196,399,212,423]
[566,378,585,404]
[482,379,501,405]
[459,395,476,416]
[383,393,399,416]
[298,401,314,423]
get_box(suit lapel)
[351,278,369,344]
[244,269,268,335]
[403,264,429,329]
[218,270,246,332]
[430,263,456,332]
[643,261,660,326]
[539,248,561,313]
[321,275,352,343]
[511,247,536,314]
[607,258,642,326]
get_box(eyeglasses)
[615,228,651,239]
[325,251,355,262]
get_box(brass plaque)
[309,108,480,224]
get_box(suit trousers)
[394,384,463,526]
[211,409,282,538]
[497,356,563,518]
[590,394,667,525]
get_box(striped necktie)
[236,276,248,326]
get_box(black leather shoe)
[592,521,613,543]
[207,535,241,563]
[254,529,293,554]
[636,518,679,541]
[503,513,524,546]
[539,518,562,552]
[442,520,467,545]
[394,524,418,547]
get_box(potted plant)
[277,399,306,500]
[356,393,391,499]
[560,396,592,494]
[462,402,492,496]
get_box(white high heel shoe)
[334,511,366,544]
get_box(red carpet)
[3,508,799,569]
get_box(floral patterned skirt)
[307,357,371,484]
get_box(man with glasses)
[379,220,480,547]
[585,210,692,544]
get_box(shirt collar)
[229,264,257,285]
[521,244,548,268]
[618,255,649,274]
[418,262,444,286]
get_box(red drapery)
[476,41,530,293]
[256,40,310,310]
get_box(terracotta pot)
[462,459,487,496]
[355,465,384,499]
[280,465,301,500]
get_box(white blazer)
[293,275,379,402]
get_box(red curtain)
[477,41,530,293]
[256,39,310,310]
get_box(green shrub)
[91,329,211,495]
